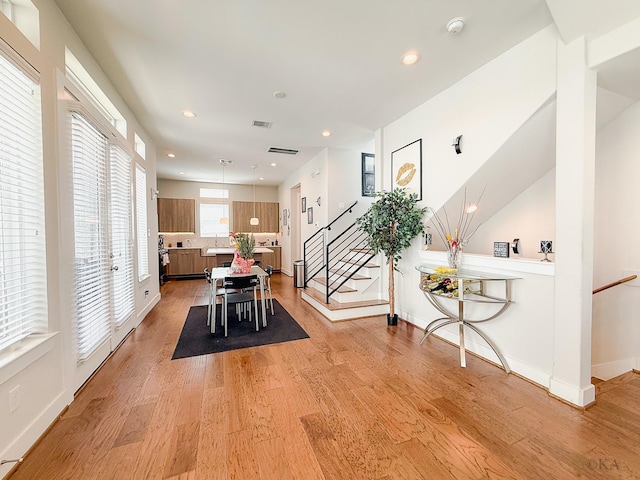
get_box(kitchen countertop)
[205,247,274,256]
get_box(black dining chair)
[221,275,260,337]
[263,265,275,315]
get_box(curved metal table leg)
[420,318,456,344]
[464,322,511,373]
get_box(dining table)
[208,265,269,332]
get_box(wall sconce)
[512,238,521,254]
[310,169,321,178]
[316,197,321,206]
[151,188,160,200]
[452,135,462,154]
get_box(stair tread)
[328,268,371,280]
[303,287,388,311]
[341,259,379,268]
[312,277,357,293]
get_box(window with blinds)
[135,164,149,281]
[0,48,47,352]
[70,112,111,360]
[110,145,134,327]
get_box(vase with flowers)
[429,187,485,270]
[231,233,255,273]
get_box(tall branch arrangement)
[429,187,485,252]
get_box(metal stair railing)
[303,201,377,303]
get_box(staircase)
[301,202,389,321]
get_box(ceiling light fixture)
[219,159,232,225]
[270,163,277,167]
[446,17,465,35]
[167,153,175,158]
[273,91,286,99]
[181,110,196,118]
[402,52,420,65]
[250,165,259,226]
[321,130,331,137]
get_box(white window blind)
[135,164,149,281]
[70,112,111,361]
[110,144,134,327]
[0,47,47,352]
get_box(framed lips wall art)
[391,138,422,200]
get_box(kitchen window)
[200,203,230,237]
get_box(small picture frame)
[301,197,307,213]
[493,242,510,258]
[283,209,288,226]
[307,207,313,224]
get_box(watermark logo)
[587,459,620,470]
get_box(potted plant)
[356,188,427,325]
[231,233,255,273]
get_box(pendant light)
[250,165,259,226]
[219,159,231,225]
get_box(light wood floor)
[9,274,640,480]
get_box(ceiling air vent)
[252,120,272,128]
[268,147,298,155]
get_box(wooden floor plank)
[8,274,640,480]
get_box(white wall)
[384,26,558,359]
[592,101,640,379]
[278,144,376,276]
[0,1,159,473]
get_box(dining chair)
[263,265,275,315]
[204,268,225,333]
[221,275,260,337]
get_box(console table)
[416,263,520,373]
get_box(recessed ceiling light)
[402,52,420,65]
[321,130,331,137]
[273,91,286,99]
[181,110,196,118]
[270,163,277,167]
[259,177,264,181]
[167,153,175,158]
[179,171,185,175]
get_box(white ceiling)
[51,0,640,186]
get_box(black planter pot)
[387,313,398,326]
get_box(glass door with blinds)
[67,108,136,389]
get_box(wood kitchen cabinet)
[261,247,281,271]
[166,248,211,276]
[232,201,279,233]
[158,198,196,233]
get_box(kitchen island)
[165,247,275,277]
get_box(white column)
[551,36,597,406]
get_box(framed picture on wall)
[391,139,422,200]
[361,152,375,196]
[283,209,288,226]
[307,207,313,224]
[302,197,307,213]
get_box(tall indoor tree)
[356,188,427,325]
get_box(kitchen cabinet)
[158,198,196,233]
[260,246,281,271]
[167,248,211,276]
[232,201,279,233]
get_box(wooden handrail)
[593,275,637,294]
